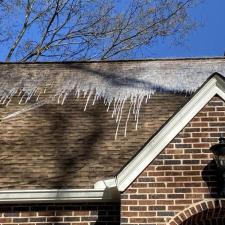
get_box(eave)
[0,179,119,203]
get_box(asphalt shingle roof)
[0,58,224,189]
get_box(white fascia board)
[94,178,117,189]
[117,75,225,192]
[0,178,120,203]
[0,188,116,203]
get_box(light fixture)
[210,136,225,196]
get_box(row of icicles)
[0,85,153,139]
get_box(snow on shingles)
[0,59,225,138]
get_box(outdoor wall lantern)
[210,136,225,196]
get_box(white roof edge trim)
[0,178,120,203]
[0,187,118,203]
[94,178,117,189]
[116,74,225,192]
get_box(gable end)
[117,73,225,192]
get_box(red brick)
[138,200,155,205]
[72,223,88,225]
[129,206,147,211]
[122,200,138,205]
[201,117,217,122]
[192,132,209,137]
[138,188,155,194]
[130,218,147,223]
[121,97,225,225]
[56,211,73,216]
[0,218,12,223]
[193,143,210,148]
[208,112,225,116]
[191,122,208,127]
[121,212,138,217]
[139,211,156,217]
[201,127,218,132]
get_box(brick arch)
[168,199,225,225]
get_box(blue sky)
[147,0,225,58]
[1,0,224,61]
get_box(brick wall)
[0,203,120,225]
[121,96,225,225]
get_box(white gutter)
[0,179,119,203]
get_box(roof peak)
[116,74,225,191]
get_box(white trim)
[0,178,119,203]
[117,74,225,192]
[94,178,117,189]
[0,188,117,203]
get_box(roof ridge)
[0,56,225,64]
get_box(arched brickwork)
[168,199,225,225]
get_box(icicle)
[107,101,111,112]
[2,96,8,105]
[43,87,47,93]
[76,90,80,98]
[0,95,6,104]
[84,90,93,111]
[145,95,148,103]
[2,90,16,106]
[1,99,51,122]
[61,92,68,105]
[113,97,122,120]
[57,93,63,104]
[135,96,144,130]
[115,100,125,140]
[83,91,87,98]
[19,92,27,104]
[92,92,98,105]
[96,94,100,102]
[133,97,138,121]
[112,100,117,118]
[5,98,12,107]
[18,90,23,96]
[0,97,5,105]
[36,90,42,101]
[25,91,33,103]
[116,100,122,123]
[132,97,137,116]
[124,102,133,137]
[33,89,38,96]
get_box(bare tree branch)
[5,0,33,61]
[101,0,194,60]
[0,0,200,62]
